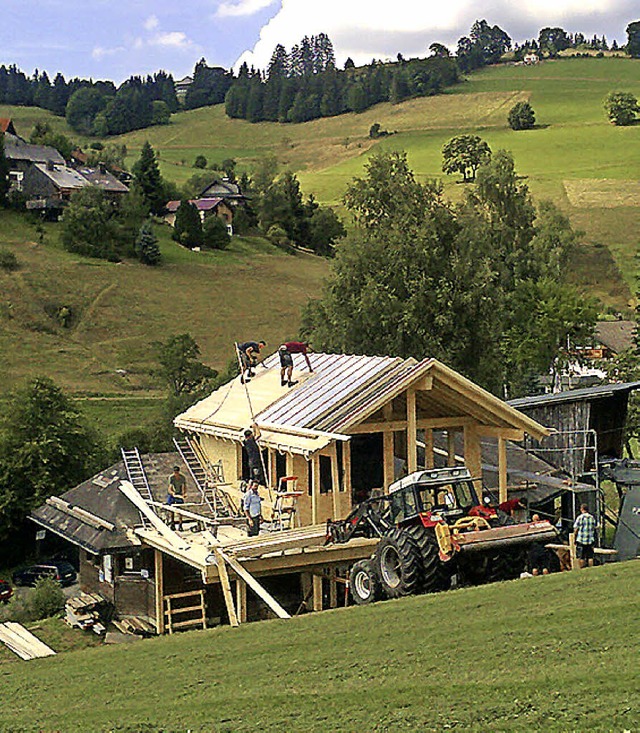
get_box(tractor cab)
[388,467,479,526]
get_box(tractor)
[326,466,558,605]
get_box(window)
[319,455,332,494]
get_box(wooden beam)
[236,579,247,623]
[383,430,394,490]
[154,550,165,635]
[46,496,115,531]
[313,574,323,612]
[329,569,338,609]
[447,431,457,467]
[478,426,525,441]
[268,448,277,489]
[119,481,190,550]
[330,443,340,520]
[463,424,482,497]
[498,437,508,504]
[219,551,291,619]
[311,454,320,525]
[407,389,417,473]
[424,428,434,469]
[343,441,352,499]
[214,550,239,628]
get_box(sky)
[1,0,637,83]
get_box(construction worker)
[237,340,266,383]
[243,481,262,537]
[278,341,313,387]
[167,466,186,531]
[573,503,597,568]
[243,429,265,485]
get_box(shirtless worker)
[278,341,313,387]
[236,340,266,383]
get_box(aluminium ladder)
[121,447,155,527]
[173,436,232,518]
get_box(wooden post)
[214,550,239,628]
[236,579,247,623]
[447,431,456,467]
[343,441,352,501]
[498,436,508,505]
[330,444,340,520]
[383,431,394,490]
[154,550,165,635]
[329,569,338,608]
[406,389,417,473]
[268,448,277,490]
[569,532,579,570]
[313,574,323,612]
[463,424,482,498]
[311,454,320,525]
[424,428,434,469]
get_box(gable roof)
[166,197,224,213]
[76,166,129,193]
[175,352,550,455]
[4,135,64,165]
[594,320,635,354]
[199,178,245,199]
[0,118,17,136]
[34,162,90,190]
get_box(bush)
[0,248,19,271]
[202,215,230,250]
[508,101,536,130]
[30,576,66,620]
[266,224,294,252]
[194,155,207,169]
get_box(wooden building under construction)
[31,352,549,633]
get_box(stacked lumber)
[0,622,56,660]
[112,616,156,637]
[65,592,108,634]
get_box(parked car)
[0,579,13,603]
[12,560,77,588]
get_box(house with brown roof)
[165,197,234,231]
[0,118,17,136]
[593,320,636,358]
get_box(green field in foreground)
[1,562,637,732]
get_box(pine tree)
[132,141,165,215]
[172,200,202,248]
[135,220,162,265]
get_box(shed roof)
[175,352,550,454]
[594,320,636,354]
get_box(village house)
[31,351,550,633]
[22,161,128,213]
[174,75,193,102]
[165,197,235,232]
[2,125,65,192]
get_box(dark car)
[0,579,13,603]
[12,560,77,588]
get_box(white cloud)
[92,45,124,60]
[150,31,194,49]
[234,0,631,70]
[144,14,160,31]
[217,0,277,18]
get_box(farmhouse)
[165,197,234,231]
[31,351,550,632]
[3,132,65,192]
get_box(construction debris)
[65,592,110,634]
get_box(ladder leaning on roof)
[121,447,154,528]
[173,436,234,519]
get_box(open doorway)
[349,433,383,503]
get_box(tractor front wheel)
[374,528,421,598]
[349,559,381,605]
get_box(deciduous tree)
[442,134,492,182]
[154,334,217,397]
[508,101,536,130]
[604,91,639,126]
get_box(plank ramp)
[0,622,56,660]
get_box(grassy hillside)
[1,562,637,732]
[0,209,327,396]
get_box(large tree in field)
[154,334,217,397]
[304,150,595,396]
[0,378,103,546]
[442,134,492,182]
[604,91,639,126]
[626,21,640,58]
[61,187,120,260]
[132,141,165,215]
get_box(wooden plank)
[477,427,525,441]
[119,480,189,550]
[498,437,508,504]
[424,428,434,469]
[214,550,239,628]
[330,443,340,520]
[218,551,291,619]
[343,440,352,499]
[569,532,578,570]
[447,430,457,467]
[46,496,115,531]
[311,454,320,525]
[236,579,247,623]
[170,618,206,630]
[463,424,482,497]
[165,597,173,634]
[312,575,323,611]
[0,623,56,660]
[164,604,205,615]
[407,389,417,473]
[164,590,209,601]
[154,550,164,635]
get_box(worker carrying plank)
[278,341,313,387]
[237,340,266,384]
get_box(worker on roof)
[278,341,313,387]
[236,340,266,384]
[167,466,186,531]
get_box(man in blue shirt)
[573,503,596,568]
[243,481,262,537]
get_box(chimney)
[98,163,107,174]
[47,160,55,171]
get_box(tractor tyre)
[487,548,526,583]
[404,525,451,593]
[349,559,381,605]
[374,528,421,598]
